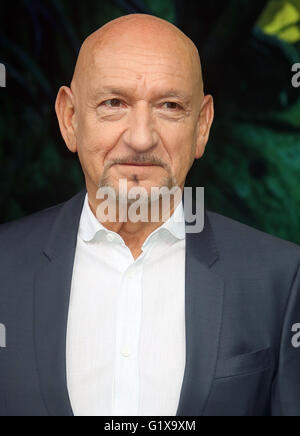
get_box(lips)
[119,163,155,166]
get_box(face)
[56,31,214,206]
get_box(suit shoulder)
[0,202,65,246]
[206,210,300,265]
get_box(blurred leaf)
[258,0,300,43]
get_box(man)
[0,14,300,417]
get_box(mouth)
[117,163,156,167]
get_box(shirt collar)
[78,193,186,243]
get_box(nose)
[122,101,159,153]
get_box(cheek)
[75,117,120,180]
[77,115,119,156]
[162,123,195,164]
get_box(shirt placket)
[112,256,143,416]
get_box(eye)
[162,102,182,110]
[102,99,123,108]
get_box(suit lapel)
[34,189,87,416]
[176,210,225,416]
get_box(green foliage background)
[0,0,299,244]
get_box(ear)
[55,86,77,153]
[195,95,214,159]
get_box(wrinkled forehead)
[77,36,201,100]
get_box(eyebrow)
[94,87,192,104]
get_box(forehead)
[86,42,195,97]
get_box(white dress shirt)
[66,193,186,416]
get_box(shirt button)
[106,233,115,242]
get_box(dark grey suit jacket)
[0,188,300,416]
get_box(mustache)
[109,156,166,168]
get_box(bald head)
[71,14,203,100]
